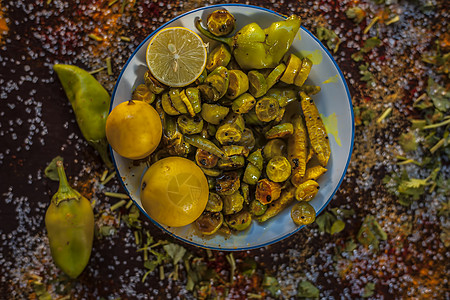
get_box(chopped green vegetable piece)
[297,280,320,298]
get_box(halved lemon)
[146,27,207,88]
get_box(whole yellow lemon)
[106,100,162,160]
[140,157,209,227]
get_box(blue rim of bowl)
[109,3,355,251]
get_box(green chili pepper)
[45,161,94,278]
[184,135,227,158]
[53,64,112,168]
[195,15,301,70]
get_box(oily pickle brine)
[45,161,94,278]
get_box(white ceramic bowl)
[110,4,354,251]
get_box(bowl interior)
[110,4,354,250]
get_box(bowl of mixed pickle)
[109,4,354,250]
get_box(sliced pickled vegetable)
[222,113,245,131]
[265,63,286,90]
[256,185,295,222]
[144,70,166,94]
[247,149,263,171]
[266,87,298,107]
[198,83,220,102]
[265,123,294,139]
[249,199,267,217]
[161,92,180,116]
[255,179,282,204]
[227,69,249,99]
[223,145,249,157]
[294,180,319,201]
[206,9,236,37]
[201,103,229,125]
[238,128,256,150]
[291,201,316,225]
[280,53,302,84]
[217,155,245,170]
[248,70,267,98]
[132,83,155,104]
[169,88,188,114]
[206,66,229,98]
[205,192,223,212]
[294,57,313,87]
[206,43,232,72]
[179,89,195,117]
[266,156,292,182]
[231,93,256,114]
[177,115,203,135]
[255,97,280,122]
[225,210,252,231]
[195,211,224,235]
[243,163,261,185]
[195,148,219,169]
[215,123,242,145]
[200,167,222,177]
[215,171,240,195]
[263,139,287,160]
[222,191,244,215]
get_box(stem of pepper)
[52,161,82,206]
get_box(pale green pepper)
[195,15,301,70]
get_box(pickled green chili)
[53,64,112,168]
[45,161,94,278]
[195,15,301,70]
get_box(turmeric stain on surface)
[0,4,9,44]
[322,74,339,84]
[320,112,341,146]
[296,49,323,65]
